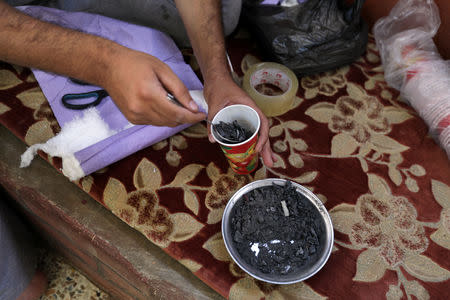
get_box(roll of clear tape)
[242,62,299,117]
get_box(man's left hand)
[204,76,276,168]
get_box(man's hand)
[175,0,275,167]
[0,1,204,127]
[104,48,205,126]
[204,76,276,167]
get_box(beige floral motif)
[16,86,60,133]
[26,70,36,83]
[330,174,450,300]
[181,122,209,139]
[269,119,308,170]
[167,163,204,216]
[205,162,250,224]
[152,134,187,167]
[351,194,428,267]
[152,125,208,166]
[229,277,327,300]
[330,94,390,143]
[0,103,10,114]
[353,38,390,92]
[17,87,47,110]
[301,66,349,99]
[11,64,22,74]
[24,120,55,146]
[386,284,403,300]
[13,84,60,146]
[305,84,419,189]
[306,83,412,154]
[94,167,109,174]
[179,259,203,273]
[103,158,204,247]
[23,99,61,146]
[364,42,380,64]
[353,37,404,104]
[430,180,450,250]
[80,175,94,193]
[202,232,244,278]
[0,69,22,90]
[290,96,305,111]
[361,64,387,91]
[387,152,426,191]
[306,84,400,156]
[203,232,231,262]
[33,97,59,128]
[202,233,327,300]
[255,114,323,188]
[165,134,188,167]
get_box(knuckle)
[126,101,142,116]
[159,62,171,72]
[174,111,189,125]
[154,63,169,75]
[174,113,184,124]
[127,115,143,125]
[184,115,202,125]
[124,104,147,125]
[137,86,152,99]
[172,85,188,97]
[161,116,179,127]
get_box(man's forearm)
[174,0,231,84]
[0,2,121,87]
[174,1,275,166]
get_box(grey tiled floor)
[38,249,109,300]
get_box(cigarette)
[281,200,289,217]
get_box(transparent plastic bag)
[374,0,450,158]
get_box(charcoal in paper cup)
[211,105,260,174]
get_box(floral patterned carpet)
[1,32,449,299]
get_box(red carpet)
[1,34,449,299]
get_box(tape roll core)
[243,62,299,117]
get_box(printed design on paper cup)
[212,105,261,175]
[220,135,258,174]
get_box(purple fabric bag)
[18,6,205,180]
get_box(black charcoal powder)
[214,120,253,144]
[229,181,325,276]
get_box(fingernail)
[189,101,198,111]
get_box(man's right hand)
[102,48,206,127]
[0,1,205,127]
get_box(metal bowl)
[222,178,334,284]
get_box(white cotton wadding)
[20,108,116,181]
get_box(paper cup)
[212,105,260,174]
